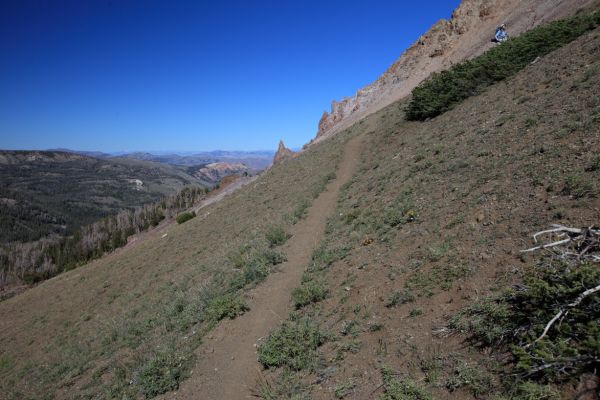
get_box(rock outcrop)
[272,140,295,165]
[188,162,250,185]
[314,0,595,142]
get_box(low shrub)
[291,280,328,309]
[230,248,287,289]
[257,319,327,371]
[451,261,600,381]
[449,295,516,346]
[205,293,249,321]
[334,380,355,399]
[265,226,291,247]
[175,211,196,224]
[446,364,493,397]
[379,366,432,400]
[137,350,190,398]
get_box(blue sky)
[0,0,460,152]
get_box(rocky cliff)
[314,0,596,142]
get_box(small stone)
[344,286,351,292]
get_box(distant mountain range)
[0,150,260,244]
[48,148,275,170]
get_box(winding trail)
[164,135,363,399]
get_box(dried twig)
[521,237,578,252]
[528,283,600,347]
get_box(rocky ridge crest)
[314,0,595,143]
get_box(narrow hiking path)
[163,135,363,399]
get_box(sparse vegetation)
[379,366,432,400]
[334,380,356,398]
[561,175,596,198]
[445,364,493,397]
[406,10,600,120]
[406,264,472,297]
[386,289,415,307]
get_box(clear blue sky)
[0,0,460,152]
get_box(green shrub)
[406,11,600,120]
[561,175,596,198]
[379,366,432,400]
[451,262,600,382]
[449,295,516,346]
[257,319,327,371]
[175,211,196,224]
[230,248,287,289]
[265,226,291,247]
[409,308,423,318]
[205,293,249,321]
[291,280,328,308]
[137,350,190,398]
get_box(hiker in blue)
[494,24,509,43]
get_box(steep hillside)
[315,0,596,142]
[0,130,349,399]
[0,9,598,400]
[258,24,600,399]
[0,151,203,243]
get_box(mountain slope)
[0,9,599,400]
[315,0,596,142]
[0,130,349,399]
[258,23,600,399]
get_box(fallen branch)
[532,225,582,243]
[528,283,600,347]
[521,225,600,263]
[521,237,577,253]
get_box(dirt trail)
[165,135,363,399]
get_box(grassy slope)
[259,27,600,399]
[0,130,354,399]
